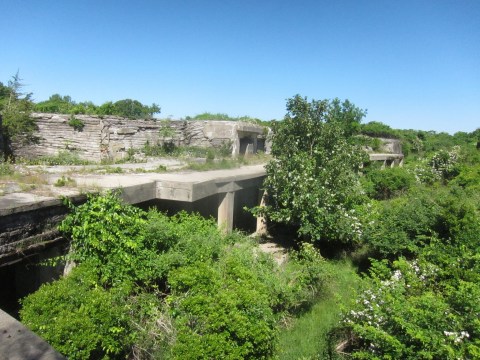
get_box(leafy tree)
[112,99,160,119]
[0,72,36,160]
[360,121,397,138]
[256,95,367,243]
[34,94,75,113]
[327,98,366,137]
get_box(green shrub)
[22,193,335,359]
[360,189,442,258]
[0,161,14,176]
[20,264,134,360]
[363,167,415,200]
[168,259,277,359]
[28,150,91,166]
[58,192,152,286]
[68,116,85,131]
[450,163,480,190]
[54,176,75,187]
[338,253,480,359]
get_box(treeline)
[34,94,161,120]
[359,120,480,157]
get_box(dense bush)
[340,255,480,359]
[21,192,333,359]
[34,94,160,119]
[257,95,368,244]
[359,184,480,259]
[20,264,134,359]
[333,156,480,359]
[362,167,415,200]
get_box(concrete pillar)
[256,190,268,235]
[218,191,234,233]
[399,158,404,167]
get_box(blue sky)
[1,0,479,133]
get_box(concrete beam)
[218,192,234,233]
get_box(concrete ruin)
[10,113,267,161]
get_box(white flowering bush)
[337,251,480,359]
[255,95,368,243]
[414,146,461,184]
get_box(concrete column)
[218,191,234,233]
[256,190,268,235]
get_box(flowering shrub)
[340,256,480,359]
[413,146,461,184]
[256,95,368,243]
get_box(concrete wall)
[12,114,265,161]
[378,138,402,154]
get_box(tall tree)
[256,95,368,243]
[0,72,36,160]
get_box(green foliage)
[257,95,368,243]
[22,193,334,359]
[68,115,85,131]
[334,158,480,359]
[412,146,461,184]
[362,167,415,200]
[111,99,160,119]
[187,112,266,125]
[340,254,480,359]
[0,72,36,159]
[54,176,75,187]
[327,98,366,137]
[34,94,75,113]
[360,121,397,138]
[59,192,153,286]
[168,257,277,359]
[20,264,134,360]
[27,150,92,165]
[450,163,480,191]
[359,187,444,258]
[34,94,160,119]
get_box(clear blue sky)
[1,0,479,133]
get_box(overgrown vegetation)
[21,192,333,359]
[253,95,368,243]
[34,94,160,119]
[185,112,271,126]
[15,92,480,359]
[0,72,36,160]
[67,115,85,131]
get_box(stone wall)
[13,114,265,161]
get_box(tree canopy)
[34,94,161,119]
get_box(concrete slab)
[0,309,64,360]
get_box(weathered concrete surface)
[368,153,404,167]
[0,165,267,266]
[0,309,64,360]
[12,114,266,161]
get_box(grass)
[25,151,92,166]
[276,260,360,360]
